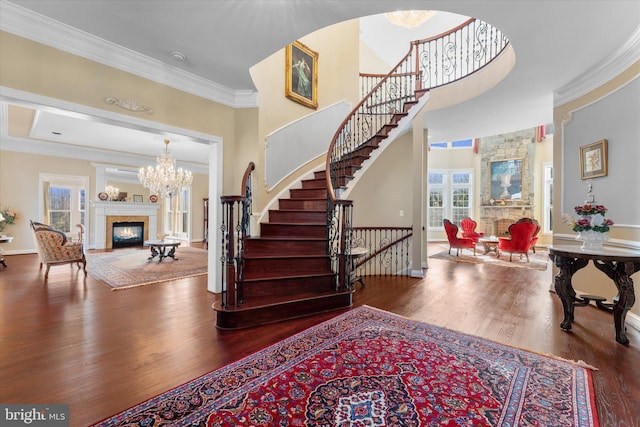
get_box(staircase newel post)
[338,203,347,290]
[222,198,237,307]
[335,200,353,291]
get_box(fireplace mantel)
[91,201,160,249]
[479,204,534,237]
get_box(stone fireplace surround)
[478,128,537,237]
[480,205,534,237]
[91,200,160,249]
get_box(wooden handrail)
[240,162,255,197]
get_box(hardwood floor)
[1,244,638,426]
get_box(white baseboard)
[627,311,640,332]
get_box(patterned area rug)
[91,306,599,426]
[86,247,208,290]
[430,245,549,271]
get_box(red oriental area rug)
[92,306,599,426]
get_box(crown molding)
[554,25,640,106]
[0,0,258,108]
[0,135,210,175]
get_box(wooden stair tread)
[265,222,326,226]
[280,197,326,201]
[274,209,325,212]
[242,272,335,282]
[247,236,326,241]
[244,254,329,260]
[213,289,352,312]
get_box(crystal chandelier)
[104,185,119,200]
[385,10,437,29]
[138,139,193,199]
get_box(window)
[543,163,553,234]
[41,174,88,234]
[165,189,191,239]
[48,186,72,232]
[428,174,444,228]
[79,188,86,227]
[429,139,473,150]
[427,170,474,229]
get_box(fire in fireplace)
[112,221,144,248]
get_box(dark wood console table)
[548,245,640,345]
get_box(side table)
[479,237,499,255]
[348,247,369,288]
[0,236,14,269]
[548,245,640,345]
[144,239,181,262]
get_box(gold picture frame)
[580,139,608,180]
[285,40,318,109]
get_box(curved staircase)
[214,169,352,330]
[214,18,509,329]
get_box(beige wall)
[350,132,414,227]
[359,40,393,74]
[0,31,258,251]
[0,31,247,195]
[250,19,361,212]
[0,150,208,252]
[0,151,92,250]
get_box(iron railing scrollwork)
[328,18,508,282]
[327,197,353,290]
[219,162,255,308]
[350,227,413,277]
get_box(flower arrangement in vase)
[564,204,614,250]
[0,207,17,235]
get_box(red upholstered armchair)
[497,220,537,262]
[460,217,484,243]
[516,218,540,253]
[443,219,476,256]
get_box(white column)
[411,116,425,278]
[207,140,223,293]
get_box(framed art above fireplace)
[490,159,523,200]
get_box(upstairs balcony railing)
[326,18,509,288]
[219,162,255,308]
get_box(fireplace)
[112,221,144,248]
[494,219,513,237]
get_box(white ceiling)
[1,0,639,165]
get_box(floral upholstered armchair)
[30,220,86,279]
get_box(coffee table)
[479,237,499,255]
[144,239,180,262]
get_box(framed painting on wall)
[580,139,608,179]
[285,40,318,109]
[490,159,523,200]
